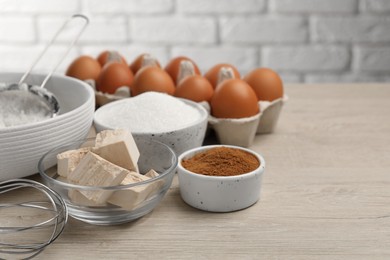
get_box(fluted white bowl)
[0,72,95,181]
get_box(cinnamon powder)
[181,147,260,176]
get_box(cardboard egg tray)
[87,80,287,148]
[84,80,130,107]
[205,95,288,147]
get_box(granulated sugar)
[96,92,202,133]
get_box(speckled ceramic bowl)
[177,145,266,212]
[94,96,208,156]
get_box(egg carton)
[206,95,288,147]
[84,80,130,107]
[257,95,288,134]
[85,78,287,147]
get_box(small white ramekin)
[177,145,265,212]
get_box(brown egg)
[210,79,259,119]
[132,66,175,96]
[96,62,134,94]
[244,68,284,101]
[175,75,214,103]
[97,50,127,66]
[164,56,201,84]
[66,55,101,81]
[129,53,161,75]
[204,63,241,89]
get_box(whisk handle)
[18,14,89,88]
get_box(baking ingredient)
[181,146,259,176]
[164,56,201,84]
[124,171,151,182]
[59,129,140,181]
[96,92,202,133]
[175,75,214,103]
[68,189,107,206]
[129,53,161,75]
[97,50,127,66]
[0,89,52,128]
[132,66,175,96]
[67,151,128,203]
[58,129,159,208]
[107,170,162,210]
[244,68,284,101]
[96,62,134,94]
[205,63,241,89]
[145,169,159,178]
[94,129,140,172]
[57,147,91,177]
[210,78,259,119]
[108,183,153,209]
[66,55,101,81]
[175,61,214,103]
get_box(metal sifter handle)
[18,14,89,88]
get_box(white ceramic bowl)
[177,145,266,212]
[0,72,95,181]
[94,95,208,156]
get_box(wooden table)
[2,84,390,259]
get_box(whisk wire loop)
[0,179,68,259]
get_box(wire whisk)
[0,179,68,259]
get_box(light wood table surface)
[3,83,390,259]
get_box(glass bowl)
[38,138,177,225]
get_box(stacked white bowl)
[0,72,95,181]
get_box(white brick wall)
[270,0,358,13]
[132,17,217,44]
[220,16,307,44]
[0,16,35,43]
[0,0,389,83]
[263,46,350,71]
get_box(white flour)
[97,92,202,133]
[0,90,51,128]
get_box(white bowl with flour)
[0,72,95,181]
[94,92,208,155]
